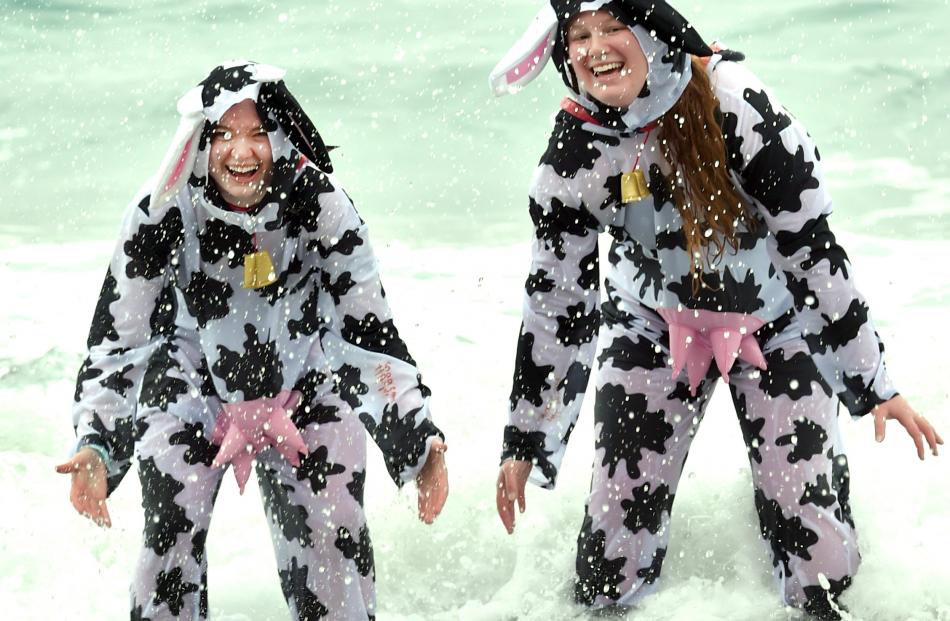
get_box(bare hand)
[55,447,112,527]
[416,440,448,524]
[873,395,944,460]
[496,459,531,534]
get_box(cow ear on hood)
[489,3,558,96]
[258,81,334,173]
[150,85,205,208]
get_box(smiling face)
[208,99,274,208]
[567,11,648,109]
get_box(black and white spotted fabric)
[70,61,441,619]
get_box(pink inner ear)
[162,137,193,193]
[505,37,549,85]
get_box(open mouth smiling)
[226,162,261,183]
[592,62,623,75]
[591,61,624,78]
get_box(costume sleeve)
[502,167,604,489]
[716,65,897,417]
[313,175,444,488]
[71,188,180,494]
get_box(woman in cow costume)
[56,61,448,620]
[490,1,941,618]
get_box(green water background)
[1,0,948,249]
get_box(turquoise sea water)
[1,2,949,620]
[1,0,949,247]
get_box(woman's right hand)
[496,459,532,534]
[55,447,111,528]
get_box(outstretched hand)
[55,447,111,528]
[873,395,943,460]
[416,440,448,524]
[496,459,532,534]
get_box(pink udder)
[656,307,768,395]
[211,390,308,494]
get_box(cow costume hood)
[151,60,334,216]
[490,0,719,133]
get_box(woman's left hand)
[873,395,943,459]
[416,440,448,524]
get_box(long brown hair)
[655,58,755,291]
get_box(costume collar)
[561,97,658,133]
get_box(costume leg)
[575,314,718,608]
[257,391,375,621]
[130,345,224,620]
[729,336,859,618]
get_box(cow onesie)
[490,1,895,618]
[70,62,444,621]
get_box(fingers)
[496,471,515,534]
[497,461,530,534]
[69,478,111,527]
[417,473,448,525]
[416,444,448,525]
[873,406,886,443]
[418,497,430,524]
[57,449,104,475]
[503,466,519,503]
[418,498,430,524]
[505,466,526,514]
[61,451,111,526]
[83,488,112,527]
[98,502,113,528]
[82,491,111,527]
[80,495,111,528]
[76,496,95,524]
[54,457,80,474]
[916,416,940,457]
[69,484,84,515]
[875,395,947,460]
[896,415,926,460]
